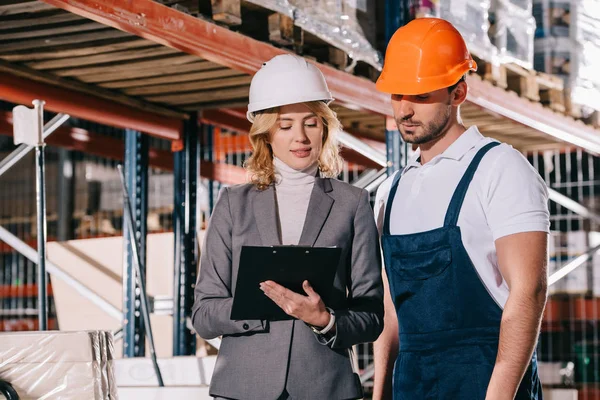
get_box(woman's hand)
[260,280,331,328]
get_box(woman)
[192,54,383,400]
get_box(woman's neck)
[274,157,318,186]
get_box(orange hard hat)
[376,18,477,95]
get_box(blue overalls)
[381,142,542,399]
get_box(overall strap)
[383,171,403,235]
[443,142,500,227]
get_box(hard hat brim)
[246,95,334,122]
[376,59,477,95]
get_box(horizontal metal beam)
[0,68,184,140]
[200,109,252,135]
[39,0,392,116]
[0,112,246,184]
[0,284,53,298]
[467,75,600,155]
[339,148,383,170]
[201,109,384,168]
[337,131,387,167]
[38,0,600,157]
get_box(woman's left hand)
[260,280,331,328]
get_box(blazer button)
[243,323,249,330]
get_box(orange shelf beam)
[0,72,183,141]
[0,111,247,185]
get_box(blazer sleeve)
[326,189,384,349]
[191,187,268,339]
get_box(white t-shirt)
[374,126,550,308]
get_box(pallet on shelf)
[473,54,566,113]
[471,52,600,127]
[168,0,381,81]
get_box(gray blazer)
[192,178,384,400]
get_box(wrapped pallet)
[410,0,498,64]
[570,0,600,112]
[533,0,600,113]
[489,0,536,68]
[0,330,117,400]
[409,0,536,68]
[532,0,570,38]
[246,0,381,69]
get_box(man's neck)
[418,123,467,164]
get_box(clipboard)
[230,245,342,321]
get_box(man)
[372,18,549,400]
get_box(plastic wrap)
[411,0,497,63]
[489,0,535,68]
[533,36,570,76]
[532,0,570,38]
[502,0,532,12]
[572,0,600,41]
[570,42,600,111]
[411,0,440,18]
[570,0,600,111]
[533,0,600,111]
[440,0,497,61]
[415,0,535,67]
[0,331,117,400]
[104,332,118,400]
[245,0,382,70]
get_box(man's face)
[391,87,454,145]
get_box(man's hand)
[260,280,331,328]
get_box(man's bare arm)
[486,231,547,400]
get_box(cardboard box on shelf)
[48,231,207,359]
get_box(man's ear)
[452,81,468,106]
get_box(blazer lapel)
[253,185,281,245]
[298,178,334,247]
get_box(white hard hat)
[246,54,334,122]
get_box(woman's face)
[269,103,324,170]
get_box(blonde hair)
[245,101,344,190]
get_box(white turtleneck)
[273,157,318,245]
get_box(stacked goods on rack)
[533,0,600,117]
[410,0,498,64]
[246,0,381,70]
[408,0,535,67]
[489,0,536,68]
[408,0,598,122]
